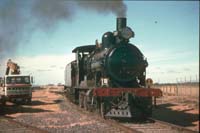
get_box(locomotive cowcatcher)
[64,17,162,118]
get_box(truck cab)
[0,75,33,104]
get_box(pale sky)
[0,1,199,85]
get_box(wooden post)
[176,84,179,102]
[154,96,157,108]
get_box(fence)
[154,83,199,98]
[153,83,199,109]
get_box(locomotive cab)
[72,45,96,87]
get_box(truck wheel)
[27,98,32,105]
[2,100,6,106]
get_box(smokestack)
[117,17,127,31]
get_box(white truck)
[0,59,33,104]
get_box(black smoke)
[0,1,26,57]
[31,0,75,30]
[77,0,127,17]
[0,0,126,60]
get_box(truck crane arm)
[5,59,20,75]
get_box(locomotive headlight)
[121,27,134,39]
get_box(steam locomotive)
[64,18,162,118]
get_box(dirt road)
[1,87,124,133]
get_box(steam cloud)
[0,0,126,60]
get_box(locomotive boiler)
[64,18,162,118]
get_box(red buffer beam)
[93,88,162,97]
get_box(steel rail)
[148,117,198,133]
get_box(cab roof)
[72,45,95,53]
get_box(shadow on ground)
[49,90,64,95]
[0,102,53,115]
[152,103,199,127]
[30,100,57,106]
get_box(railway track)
[116,117,198,133]
[0,116,48,133]
[63,92,198,133]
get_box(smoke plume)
[77,0,127,17]
[31,0,74,30]
[0,0,126,60]
[0,1,25,57]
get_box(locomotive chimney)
[116,17,126,31]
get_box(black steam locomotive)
[64,18,162,118]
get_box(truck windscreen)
[6,76,30,84]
